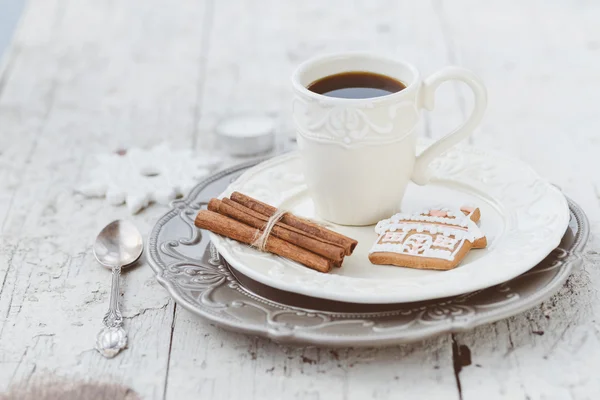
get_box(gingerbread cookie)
[368,206,487,270]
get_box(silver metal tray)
[148,159,589,347]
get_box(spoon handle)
[96,265,128,358]
[104,265,123,327]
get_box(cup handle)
[411,66,487,185]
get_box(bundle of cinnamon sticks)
[194,192,357,273]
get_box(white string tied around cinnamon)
[251,208,288,251]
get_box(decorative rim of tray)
[147,158,589,347]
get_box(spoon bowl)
[93,220,143,268]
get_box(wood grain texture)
[0,0,598,399]
[0,0,209,398]
[436,2,600,398]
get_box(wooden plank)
[165,1,462,399]
[435,1,600,398]
[0,0,211,398]
[165,309,458,400]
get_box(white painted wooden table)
[1,1,599,399]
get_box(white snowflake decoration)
[78,143,220,213]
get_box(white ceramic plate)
[209,143,570,304]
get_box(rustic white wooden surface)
[0,0,599,399]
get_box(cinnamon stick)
[230,191,358,255]
[208,198,345,264]
[194,210,333,273]
[221,198,346,255]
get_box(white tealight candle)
[216,115,275,156]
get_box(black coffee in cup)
[307,71,406,99]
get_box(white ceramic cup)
[291,52,487,226]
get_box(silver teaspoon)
[93,220,143,358]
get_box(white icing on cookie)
[369,207,484,261]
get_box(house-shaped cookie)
[368,206,487,270]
